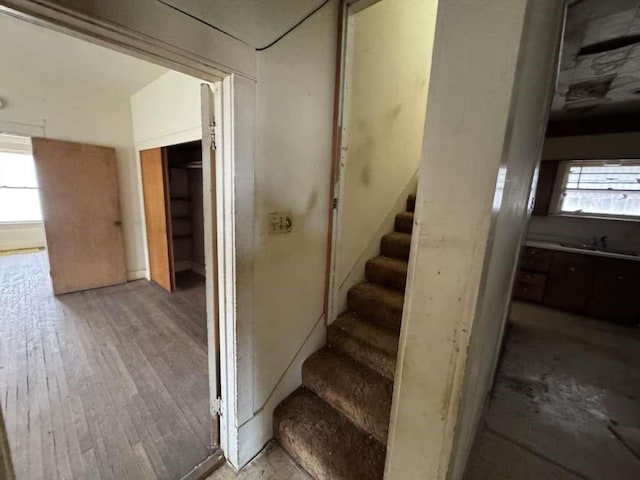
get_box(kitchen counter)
[525,240,640,262]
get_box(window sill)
[549,213,640,223]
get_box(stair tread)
[348,282,404,329]
[274,387,386,480]
[303,347,393,444]
[380,232,412,260]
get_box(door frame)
[0,0,246,470]
[325,0,384,324]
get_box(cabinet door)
[588,258,640,326]
[543,252,595,313]
[520,247,553,273]
[513,271,547,303]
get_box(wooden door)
[140,147,175,292]
[32,138,127,295]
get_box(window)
[0,151,42,222]
[553,160,640,219]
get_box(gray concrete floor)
[466,301,640,480]
[206,442,310,480]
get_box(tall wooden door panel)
[140,148,175,292]
[32,137,127,295]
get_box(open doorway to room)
[0,10,221,480]
[466,1,640,478]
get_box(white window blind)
[554,160,640,219]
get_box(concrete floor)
[210,301,640,480]
[206,442,310,480]
[466,301,640,479]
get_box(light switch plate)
[269,212,292,234]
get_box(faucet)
[589,236,607,250]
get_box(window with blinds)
[0,151,42,222]
[553,160,640,219]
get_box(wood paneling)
[31,138,127,295]
[0,252,210,480]
[140,148,175,292]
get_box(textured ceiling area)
[159,0,326,48]
[552,0,640,122]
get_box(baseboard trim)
[126,269,147,281]
[191,261,206,277]
[174,260,192,272]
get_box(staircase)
[273,194,416,480]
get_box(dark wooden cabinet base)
[514,246,640,326]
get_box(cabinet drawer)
[516,270,547,287]
[513,281,545,303]
[520,247,553,273]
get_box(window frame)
[550,158,640,222]
[0,140,43,225]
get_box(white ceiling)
[160,0,326,48]
[0,13,167,97]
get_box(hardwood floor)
[0,252,211,480]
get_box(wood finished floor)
[0,252,211,480]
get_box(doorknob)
[114,221,122,227]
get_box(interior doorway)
[0,10,222,480]
[141,140,206,293]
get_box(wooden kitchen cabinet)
[519,247,553,273]
[542,252,595,314]
[588,258,640,326]
[513,270,547,302]
[514,245,640,325]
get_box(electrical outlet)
[269,212,292,234]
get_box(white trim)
[327,0,382,324]
[0,120,44,138]
[126,269,147,281]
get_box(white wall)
[0,24,156,278]
[131,71,207,150]
[334,0,434,314]
[233,0,338,465]
[130,70,211,277]
[384,0,564,478]
[527,132,640,253]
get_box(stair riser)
[407,194,416,212]
[366,261,407,291]
[381,235,411,261]
[328,329,396,380]
[394,214,413,234]
[348,292,403,330]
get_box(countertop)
[525,240,640,262]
